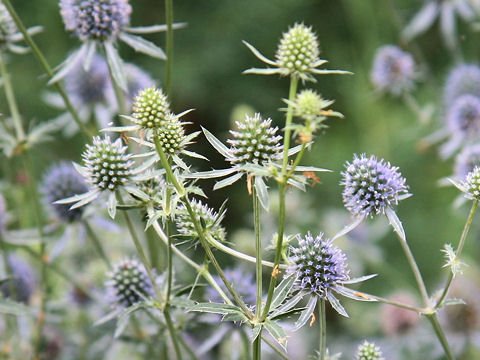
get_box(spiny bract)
[275,23,320,79]
[341,154,408,217]
[60,0,132,41]
[227,113,282,166]
[355,341,384,360]
[83,135,133,191]
[107,258,154,308]
[289,232,349,297]
[42,162,89,222]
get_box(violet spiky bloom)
[106,258,154,308]
[370,45,415,96]
[60,0,131,41]
[455,144,480,178]
[227,113,283,166]
[1,255,36,304]
[207,268,256,305]
[341,154,408,217]
[64,55,112,106]
[446,94,480,140]
[83,135,134,191]
[42,162,89,222]
[356,341,385,360]
[444,64,480,105]
[289,233,349,297]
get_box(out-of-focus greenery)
[3,0,480,357]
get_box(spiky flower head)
[341,154,408,217]
[293,89,329,120]
[444,64,480,106]
[0,193,6,234]
[275,23,320,80]
[227,113,282,166]
[446,94,480,140]
[42,162,89,222]
[455,144,480,178]
[371,45,415,96]
[207,268,256,305]
[355,341,384,360]
[107,258,154,307]
[0,3,17,45]
[60,0,131,41]
[176,199,226,243]
[82,135,133,191]
[289,233,349,297]
[65,55,112,106]
[132,86,171,130]
[1,255,36,304]
[465,166,480,200]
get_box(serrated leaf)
[294,295,317,331]
[104,41,127,91]
[189,302,242,315]
[271,274,296,311]
[263,319,288,350]
[119,32,166,59]
[252,324,263,342]
[170,296,196,309]
[222,312,248,323]
[270,292,304,319]
[385,207,406,241]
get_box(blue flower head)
[42,162,89,222]
[341,154,408,217]
[289,233,349,297]
[446,94,480,141]
[370,45,415,96]
[1,255,36,304]
[444,64,480,106]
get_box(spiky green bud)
[132,86,171,129]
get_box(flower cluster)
[464,166,480,200]
[341,154,408,217]
[106,258,154,308]
[355,341,384,360]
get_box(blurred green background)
[2,0,480,356]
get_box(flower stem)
[261,75,298,321]
[252,180,263,360]
[153,136,253,318]
[318,297,326,360]
[83,220,112,269]
[426,314,455,360]
[435,200,478,309]
[1,0,92,139]
[164,0,174,96]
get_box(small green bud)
[132,86,171,129]
[356,341,384,360]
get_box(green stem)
[286,142,307,179]
[435,200,478,309]
[178,335,200,360]
[318,298,326,360]
[1,0,92,139]
[164,0,174,96]
[146,225,162,270]
[365,293,423,313]
[261,76,298,321]
[252,181,262,360]
[83,220,112,269]
[153,136,252,318]
[163,306,183,360]
[262,335,290,360]
[426,314,455,360]
[0,50,24,140]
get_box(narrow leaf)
[119,32,166,59]
[294,295,317,331]
[264,319,288,350]
[271,274,296,310]
[327,292,349,317]
[385,207,406,241]
[104,41,127,91]
[213,172,243,190]
[202,127,233,158]
[254,176,270,211]
[242,40,277,66]
[124,23,187,34]
[331,215,365,241]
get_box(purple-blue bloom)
[341,154,408,217]
[42,162,89,222]
[446,94,480,141]
[60,0,131,41]
[289,232,349,297]
[1,255,36,304]
[370,45,415,96]
[444,64,480,106]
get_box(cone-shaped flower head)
[446,94,480,140]
[0,193,6,234]
[42,162,89,222]
[176,199,226,243]
[289,233,349,297]
[341,154,408,217]
[356,341,384,360]
[371,45,415,96]
[1,255,36,304]
[65,55,112,106]
[132,86,171,129]
[455,144,480,178]
[60,0,131,41]
[444,64,480,105]
[83,135,133,191]
[227,113,282,166]
[207,268,256,305]
[0,3,17,45]
[465,166,480,200]
[107,258,154,307]
[275,23,320,79]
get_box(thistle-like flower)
[341,154,409,218]
[176,199,226,243]
[443,64,480,106]
[0,3,42,54]
[355,341,384,360]
[370,45,416,96]
[288,232,375,319]
[446,95,480,141]
[42,162,89,222]
[55,135,150,218]
[106,258,154,308]
[1,255,36,304]
[243,23,350,82]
